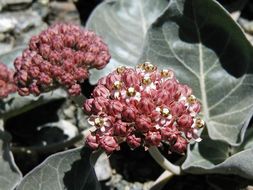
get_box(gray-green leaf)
[0,89,67,120]
[16,147,101,190]
[182,128,253,179]
[139,0,253,145]
[0,120,22,190]
[86,0,168,84]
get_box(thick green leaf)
[0,120,22,190]
[206,175,253,190]
[16,147,101,190]
[182,128,253,179]
[86,0,168,84]
[139,0,253,145]
[0,89,67,120]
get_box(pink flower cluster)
[0,63,17,99]
[14,23,110,96]
[84,63,204,154]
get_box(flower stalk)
[148,146,181,175]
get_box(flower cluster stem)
[148,146,181,175]
[150,170,174,190]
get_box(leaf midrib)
[193,3,210,120]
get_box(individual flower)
[84,62,204,154]
[14,23,111,96]
[0,62,17,99]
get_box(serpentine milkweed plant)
[2,0,253,189]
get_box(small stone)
[48,1,80,25]
[94,152,112,181]
[0,0,32,11]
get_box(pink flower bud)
[61,73,75,87]
[138,97,155,114]
[156,89,171,105]
[99,136,119,154]
[17,70,28,86]
[39,44,51,59]
[51,36,64,50]
[28,66,40,78]
[177,114,193,129]
[170,102,186,117]
[39,73,52,86]
[122,105,138,121]
[29,36,39,50]
[92,97,109,113]
[18,87,30,96]
[127,133,142,149]
[113,120,128,136]
[135,115,153,132]
[68,84,81,96]
[145,131,162,146]
[83,98,94,113]
[122,69,140,87]
[161,125,180,144]
[64,34,76,47]
[29,82,40,96]
[0,63,17,99]
[106,100,124,116]
[177,84,192,97]
[105,73,121,90]
[74,68,88,82]
[171,136,188,154]
[92,85,110,98]
[86,133,99,150]
[189,102,201,114]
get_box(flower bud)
[92,85,110,98]
[0,63,17,98]
[106,100,124,117]
[171,136,188,154]
[127,134,142,149]
[92,97,109,113]
[138,97,155,114]
[145,131,162,146]
[177,114,193,129]
[161,125,180,144]
[100,136,119,154]
[83,98,94,113]
[170,101,186,117]
[122,69,140,87]
[68,84,81,96]
[122,105,138,121]
[113,120,128,136]
[86,134,99,150]
[135,115,153,132]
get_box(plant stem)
[148,146,181,175]
[150,170,174,190]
